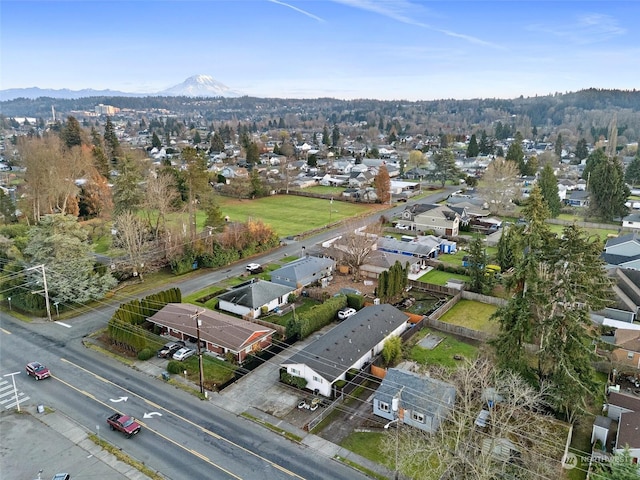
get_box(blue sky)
[2,1,639,101]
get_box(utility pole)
[27,264,51,321]
[191,309,206,395]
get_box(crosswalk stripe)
[4,396,30,409]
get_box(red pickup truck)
[107,412,141,438]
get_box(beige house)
[612,329,640,369]
[397,203,460,236]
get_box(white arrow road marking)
[143,412,163,418]
[109,396,128,403]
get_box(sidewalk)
[1,406,154,480]
[135,335,397,480]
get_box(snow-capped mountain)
[0,75,243,101]
[158,75,242,98]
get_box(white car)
[337,307,357,320]
[245,263,262,272]
[172,347,196,361]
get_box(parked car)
[52,474,70,480]
[26,361,51,380]
[157,342,181,358]
[173,347,196,361]
[245,263,263,273]
[337,307,357,320]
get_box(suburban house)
[372,367,455,434]
[269,255,335,289]
[615,411,640,463]
[606,391,640,422]
[146,303,275,363]
[281,304,410,398]
[565,189,589,207]
[376,235,450,259]
[359,250,424,279]
[217,279,294,319]
[602,233,640,270]
[397,203,460,236]
[622,213,640,230]
[612,328,640,369]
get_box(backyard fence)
[461,290,508,306]
[422,316,493,342]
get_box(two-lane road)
[0,317,372,479]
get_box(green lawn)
[340,432,392,469]
[409,329,478,368]
[437,299,499,334]
[417,270,470,285]
[217,195,375,237]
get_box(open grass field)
[437,299,499,334]
[217,195,378,237]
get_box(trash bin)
[162,371,170,381]
[37,404,45,413]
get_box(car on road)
[107,412,142,438]
[245,263,263,273]
[157,342,182,358]
[173,347,196,361]
[337,307,357,320]
[26,361,51,380]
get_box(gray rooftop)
[282,304,409,383]
[376,368,456,419]
[217,279,293,309]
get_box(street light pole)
[4,371,21,412]
[7,296,11,310]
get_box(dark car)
[157,342,181,358]
[26,361,51,380]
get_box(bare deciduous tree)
[329,220,383,280]
[144,172,179,239]
[478,158,520,214]
[381,357,568,480]
[115,211,150,281]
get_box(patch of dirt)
[308,272,379,299]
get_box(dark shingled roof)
[217,279,293,309]
[282,304,409,383]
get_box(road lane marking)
[60,357,301,477]
[56,321,72,328]
[0,328,11,335]
[53,374,242,479]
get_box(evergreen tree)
[466,134,479,158]
[332,124,340,147]
[554,133,563,157]
[492,186,612,421]
[193,130,202,145]
[478,131,493,155]
[249,168,266,198]
[210,132,225,152]
[575,138,589,161]
[23,214,117,304]
[589,156,630,221]
[430,150,461,187]
[322,125,330,146]
[112,156,144,214]
[624,151,640,186]
[103,117,121,166]
[467,234,491,294]
[151,132,162,149]
[505,133,525,175]
[60,116,84,149]
[0,188,17,224]
[582,148,606,181]
[538,162,562,217]
[245,141,260,165]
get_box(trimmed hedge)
[298,295,347,339]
